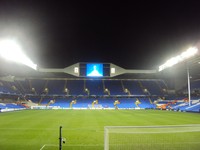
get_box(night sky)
[0,0,200,70]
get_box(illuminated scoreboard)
[79,63,110,77]
[38,62,156,77]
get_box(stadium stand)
[104,80,124,95]
[141,80,163,96]
[85,79,104,96]
[0,81,20,95]
[47,80,65,95]
[0,98,26,112]
[122,80,144,96]
[0,78,200,112]
[66,80,86,96]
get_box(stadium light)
[158,47,199,106]
[104,88,110,96]
[0,39,37,70]
[159,47,198,72]
[84,88,90,96]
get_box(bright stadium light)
[159,47,198,72]
[0,39,37,70]
[158,47,199,106]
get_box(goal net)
[104,124,200,150]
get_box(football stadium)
[1,46,200,150]
[1,1,200,150]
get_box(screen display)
[86,64,103,77]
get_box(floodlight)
[84,88,90,96]
[0,39,37,70]
[158,47,198,107]
[159,47,198,71]
[181,47,198,59]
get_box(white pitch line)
[0,127,104,132]
[40,144,58,150]
[39,143,103,149]
[62,144,104,147]
[40,144,46,150]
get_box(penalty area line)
[40,144,58,150]
[39,144,46,150]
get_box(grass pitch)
[0,109,200,150]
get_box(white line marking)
[39,143,103,149]
[40,144,46,150]
[40,144,58,150]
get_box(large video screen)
[86,63,103,77]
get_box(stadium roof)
[0,56,200,81]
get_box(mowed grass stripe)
[0,109,200,150]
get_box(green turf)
[0,109,200,150]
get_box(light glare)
[159,47,198,71]
[0,39,37,70]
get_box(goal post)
[104,125,200,150]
